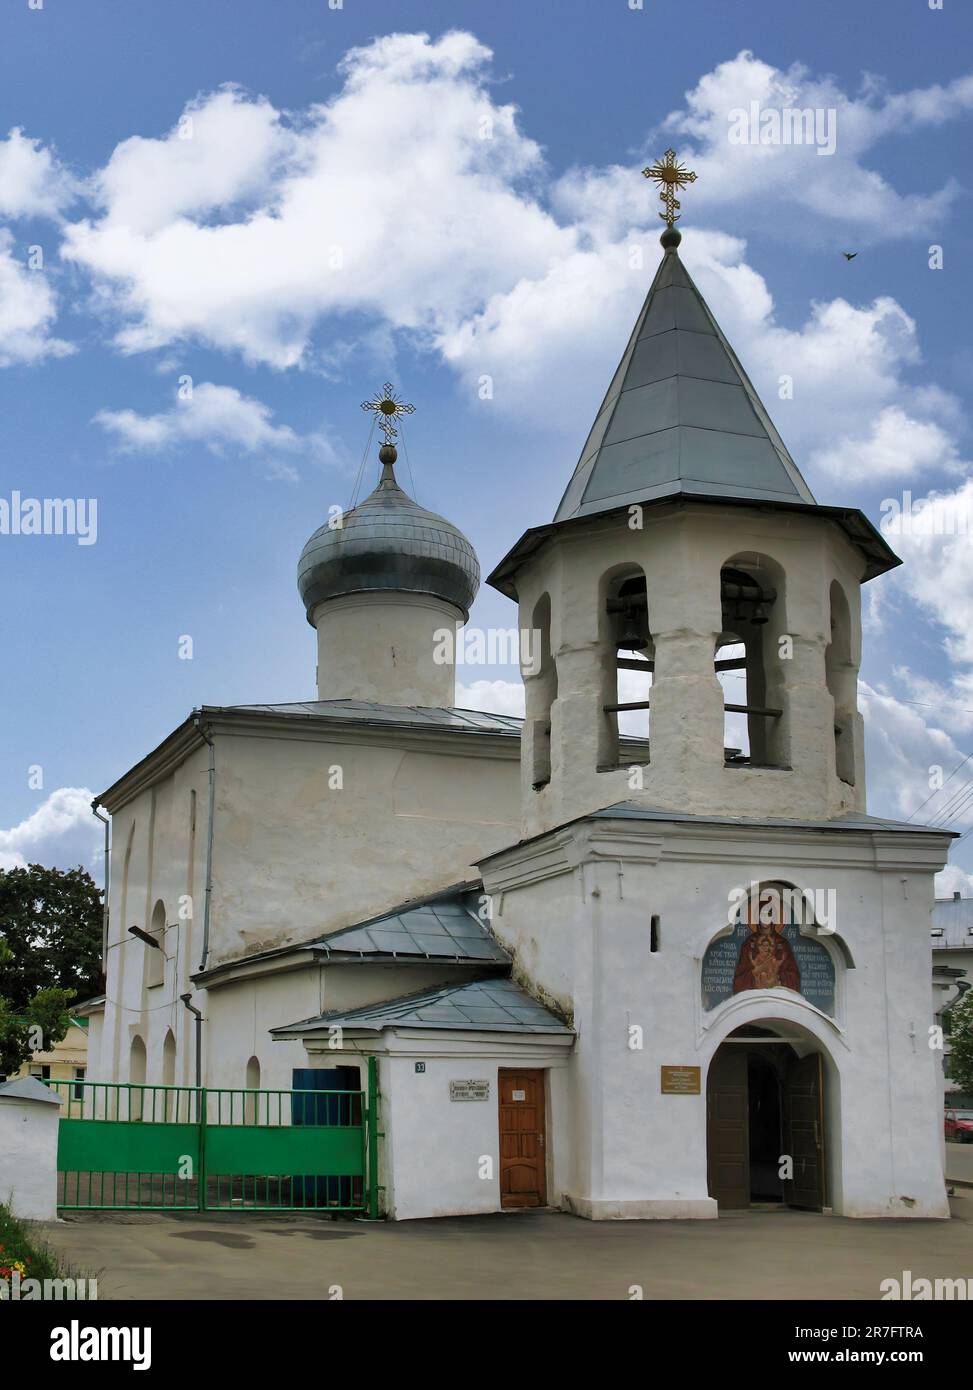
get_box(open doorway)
[706,1026,827,1211]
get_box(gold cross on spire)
[641,148,697,229]
[361,382,415,445]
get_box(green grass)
[0,1202,92,1293]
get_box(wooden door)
[706,1047,749,1209]
[782,1052,826,1210]
[498,1069,546,1208]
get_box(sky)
[1,0,973,892]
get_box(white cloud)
[0,127,77,219]
[860,681,963,821]
[42,39,973,481]
[812,406,962,482]
[89,87,290,236]
[0,788,101,874]
[553,57,971,246]
[884,479,973,669]
[0,229,73,366]
[61,33,569,368]
[935,863,973,899]
[440,221,947,457]
[456,679,525,718]
[93,381,335,474]
[656,52,969,239]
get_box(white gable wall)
[95,718,519,1090]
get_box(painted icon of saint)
[732,898,801,995]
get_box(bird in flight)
[842,251,858,261]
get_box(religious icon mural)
[732,911,801,993]
[701,884,836,1016]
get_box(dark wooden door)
[706,1047,749,1208]
[782,1053,826,1211]
[498,1069,546,1208]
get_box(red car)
[945,1109,973,1143]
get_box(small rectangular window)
[650,915,660,953]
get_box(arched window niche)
[245,1056,261,1124]
[599,565,652,772]
[717,554,787,770]
[826,580,856,786]
[700,880,840,1020]
[144,898,166,990]
[162,1029,177,1119]
[128,1034,146,1121]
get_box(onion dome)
[298,441,480,623]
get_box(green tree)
[0,864,103,1011]
[945,990,973,1094]
[0,936,76,1076]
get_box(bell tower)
[488,154,899,839]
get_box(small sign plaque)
[450,1079,490,1102]
[661,1065,701,1095]
[511,1089,526,1101]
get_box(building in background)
[1,1015,88,1094]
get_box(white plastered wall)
[514,502,867,839]
[481,815,952,1219]
[306,1035,574,1221]
[95,719,519,1091]
[312,591,465,707]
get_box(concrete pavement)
[946,1139,973,1187]
[37,1190,973,1301]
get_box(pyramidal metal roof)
[554,243,817,521]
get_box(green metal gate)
[48,1058,380,1216]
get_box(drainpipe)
[193,716,216,973]
[180,993,204,1091]
[91,801,110,959]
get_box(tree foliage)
[0,864,103,1011]
[945,989,973,1094]
[0,934,77,1076]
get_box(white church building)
[85,215,954,1222]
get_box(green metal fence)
[48,1059,380,1216]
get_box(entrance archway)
[706,1025,828,1211]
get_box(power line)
[929,776,973,825]
[932,783,973,830]
[907,751,973,822]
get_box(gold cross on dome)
[641,148,697,228]
[360,382,415,445]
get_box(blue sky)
[2,0,973,888]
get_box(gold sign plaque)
[660,1065,701,1095]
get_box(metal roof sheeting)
[221,700,522,735]
[555,246,816,522]
[932,895,973,948]
[298,466,480,621]
[273,977,572,1037]
[314,888,510,964]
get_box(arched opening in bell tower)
[826,580,856,786]
[717,555,786,769]
[600,567,652,771]
[527,592,557,790]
